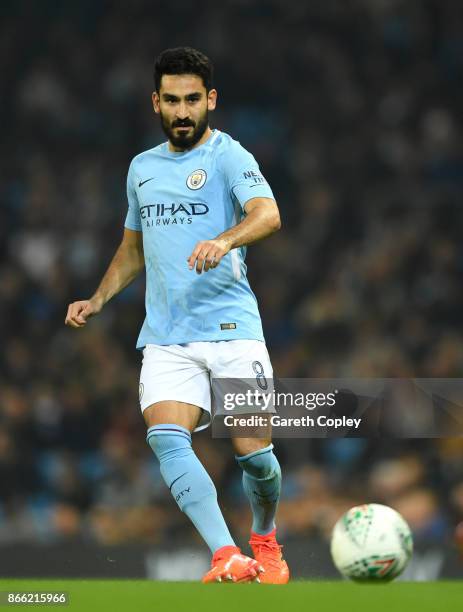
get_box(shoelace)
[250,539,283,570]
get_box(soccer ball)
[330,503,413,581]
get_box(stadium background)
[1,0,463,580]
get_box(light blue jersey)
[124,129,275,348]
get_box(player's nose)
[176,101,189,120]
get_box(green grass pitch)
[1,580,462,611]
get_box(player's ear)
[207,89,217,112]
[152,92,160,114]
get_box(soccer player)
[65,47,289,584]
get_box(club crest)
[186,169,207,190]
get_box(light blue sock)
[147,424,235,553]
[236,444,281,535]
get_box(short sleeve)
[124,160,142,231]
[222,143,275,210]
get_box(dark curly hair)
[154,47,214,92]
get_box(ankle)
[250,527,277,541]
[212,545,241,562]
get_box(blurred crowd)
[1,0,463,551]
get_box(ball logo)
[186,169,207,190]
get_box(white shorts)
[139,340,273,432]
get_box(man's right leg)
[144,401,262,583]
[144,401,235,553]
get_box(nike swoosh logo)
[138,177,155,188]
[169,472,188,491]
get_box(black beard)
[161,110,209,150]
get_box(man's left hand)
[187,238,232,274]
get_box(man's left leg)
[233,437,289,584]
[207,339,288,582]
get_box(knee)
[146,424,192,462]
[233,437,272,458]
[236,444,280,480]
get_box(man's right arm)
[65,228,144,328]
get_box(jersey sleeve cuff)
[124,222,142,232]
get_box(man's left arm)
[187,197,281,274]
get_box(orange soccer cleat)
[202,545,263,584]
[249,529,290,584]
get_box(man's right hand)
[65,297,103,328]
